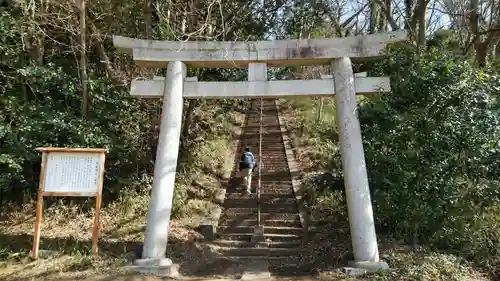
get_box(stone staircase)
[213,98,304,268]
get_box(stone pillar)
[331,58,385,270]
[135,61,186,277]
[248,62,267,241]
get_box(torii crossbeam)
[113,30,406,276]
[131,76,389,98]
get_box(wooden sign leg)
[32,195,44,259]
[32,152,47,260]
[91,194,102,256]
[91,153,106,257]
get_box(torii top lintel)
[113,31,407,69]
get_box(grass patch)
[279,97,338,172]
[370,250,489,281]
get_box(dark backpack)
[240,152,254,169]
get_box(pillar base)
[132,257,180,278]
[347,261,389,272]
[343,260,389,276]
[251,226,265,242]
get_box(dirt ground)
[26,274,326,281]
[0,264,335,281]
[0,252,354,281]
[72,275,330,281]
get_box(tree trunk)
[28,34,45,64]
[369,1,378,34]
[488,38,499,60]
[405,0,419,42]
[476,43,489,67]
[317,98,324,122]
[88,21,114,77]
[468,0,492,67]
[404,0,414,30]
[181,100,198,150]
[144,0,153,39]
[494,38,500,59]
[377,0,390,32]
[180,8,197,155]
[416,0,427,46]
[79,0,88,117]
[19,30,27,101]
[142,0,158,165]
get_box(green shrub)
[371,251,488,281]
[0,63,155,204]
[356,44,500,276]
[360,44,500,239]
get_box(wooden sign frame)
[32,147,108,259]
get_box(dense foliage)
[0,8,153,205]
[364,44,500,238]
[0,3,256,213]
[361,45,500,275]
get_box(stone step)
[221,213,299,223]
[223,199,258,209]
[261,213,301,220]
[260,188,295,195]
[222,208,257,215]
[260,173,292,177]
[259,192,295,196]
[223,198,298,209]
[220,207,299,215]
[261,185,294,188]
[217,247,302,257]
[218,219,301,228]
[239,132,283,138]
[218,247,269,257]
[268,240,302,248]
[212,240,269,248]
[226,193,295,200]
[242,123,278,128]
[220,255,286,261]
[213,240,302,248]
[220,215,301,225]
[264,220,302,228]
[218,226,259,234]
[217,233,302,242]
[218,226,302,236]
[224,197,296,203]
[260,205,299,213]
[264,226,303,236]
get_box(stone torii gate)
[113,31,406,274]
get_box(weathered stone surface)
[342,267,369,276]
[130,77,391,98]
[131,258,180,278]
[348,260,390,271]
[113,31,407,68]
[332,58,380,262]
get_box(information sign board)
[32,147,108,259]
